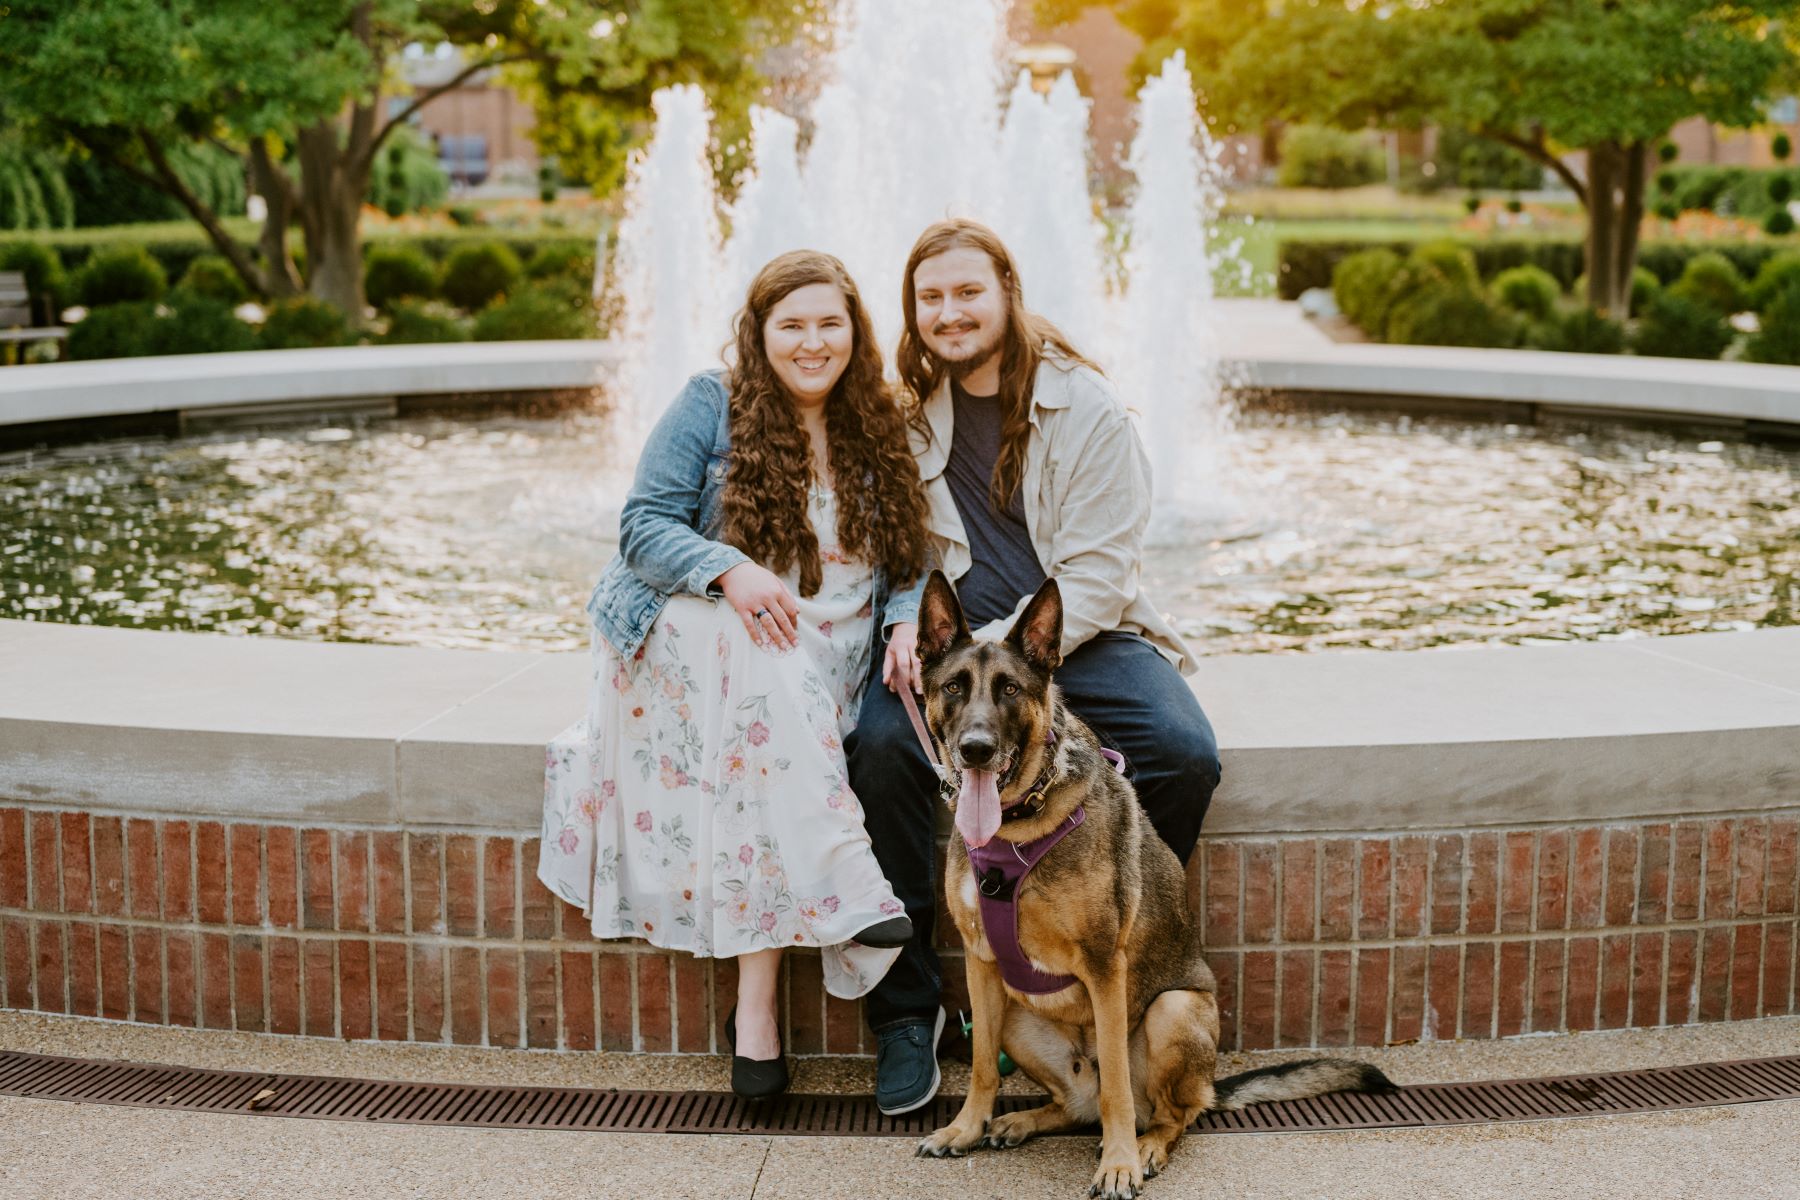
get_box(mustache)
[933,321,978,335]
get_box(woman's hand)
[883,621,922,695]
[716,562,799,651]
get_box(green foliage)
[147,292,257,355]
[1744,281,1800,364]
[378,300,470,345]
[1331,249,1404,334]
[1436,128,1543,192]
[76,244,168,308]
[1525,307,1625,355]
[1748,252,1800,312]
[176,254,250,305]
[1775,133,1794,163]
[258,296,356,350]
[1658,141,1680,164]
[1655,164,1800,220]
[1275,125,1384,189]
[0,139,74,231]
[66,302,157,360]
[525,241,597,287]
[472,285,594,341]
[1771,176,1794,205]
[1630,293,1733,360]
[366,125,449,219]
[441,241,522,312]
[1767,210,1797,236]
[363,244,439,312]
[1409,240,1480,289]
[1573,267,1661,316]
[1491,265,1562,320]
[1667,252,1748,315]
[0,241,66,322]
[1384,284,1518,348]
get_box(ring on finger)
[755,608,770,620]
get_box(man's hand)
[883,621,922,694]
[716,563,799,651]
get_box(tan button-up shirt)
[910,353,1196,675]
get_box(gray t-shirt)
[943,381,1048,627]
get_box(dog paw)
[1135,1136,1168,1180]
[978,1111,1035,1150]
[1089,1156,1143,1200]
[916,1121,984,1159]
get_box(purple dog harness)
[896,688,1128,995]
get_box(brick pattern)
[2,805,1796,1054]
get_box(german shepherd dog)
[913,572,1393,1198]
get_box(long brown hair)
[718,250,929,597]
[895,219,1100,512]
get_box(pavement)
[3,1010,1799,1199]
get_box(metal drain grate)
[3,1050,1798,1137]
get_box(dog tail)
[1210,1058,1396,1112]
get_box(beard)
[932,322,1004,380]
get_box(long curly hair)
[718,250,930,597]
[895,219,1100,513]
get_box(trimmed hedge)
[379,300,470,345]
[1745,281,1800,365]
[75,244,168,307]
[1278,235,1780,300]
[1385,284,1519,348]
[0,241,66,324]
[1331,249,1404,333]
[442,241,523,312]
[176,254,251,305]
[472,285,595,341]
[1525,307,1625,355]
[258,297,356,350]
[1629,293,1733,360]
[147,293,257,355]
[364,244,439,312]
[1491,265,1561,320]
[1666,252,1747,316]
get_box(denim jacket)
[588,370,919,658]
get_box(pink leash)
[897,685,952,790]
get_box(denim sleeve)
[617,377,750,596]
[883,572,926,631]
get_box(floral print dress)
[539,486,903,998]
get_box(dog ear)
[916,570,970,662]
[1008,577,1063,670]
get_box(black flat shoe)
[726,1004,789,1101]
[853,913,914,949]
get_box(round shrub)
[1572,266,1660,316]
[525,242,597,286]
[1748,252,1800,312]
[472,286,594,341]
[258,296,356,350]
[1491,264,1561,320]
[1330,248,1403,333]
[379,300,470,345]
[1745,280,1800,365]
[176,254,250,306]
[1275,125,1384,189]
[1464,194,1481,215]
[1525,307,1625,355]
[1409,239,1480,289]
[66,301,157,360]
[1384,284,1518,348]
[1658,141,1680,164]
[1770,176,1794,205]
[76,244,167,308]
[363,244,439,312]
[147,293,257,356]
[1774,133,1794,163]
[1666,251,1747,315]
[1629,292,1733,360]
[0,241,66,323]
[1766,210,1796,236]
[441,241,521,311]
[1654,199,1680,221]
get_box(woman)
[539,251,931,1100]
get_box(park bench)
[0,269,69,364]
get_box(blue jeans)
[844,632,1221,1029]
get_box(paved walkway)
[3,1011,1799,1198]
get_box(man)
[845,218,1222,1115]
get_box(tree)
[0,1,810,312]
[1054,0,1799,318]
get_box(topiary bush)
[1491,264,1561,320]
[1384,284,1519,348]
[378,299,470,345]
[175,254,250,305]
[1748,252,1800,313]
[0,241,66,324]
[1629,292,1733,360]
[472,285,595,341]
[1571,266,1661,316]
[1525,306,1625,354]
[1666,251,1748,315]
[66,301,157,360]
[258,296,357,349]
[1330,248,1403,333]
[1744,281,1800,365]
[525,241,597,287]
[442,241,521,311]
[363,244,439,312]
[1275,125,1385,189]
[1766,210,1796,236]
[145,293,257,355]
[1409,239,1480,289]
[75,244,167,307]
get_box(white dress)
[538,486,903,998]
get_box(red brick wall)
[2,805,1794,1054]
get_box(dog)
[912,571,1393,1198]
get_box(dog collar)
[1000,729,1128,822]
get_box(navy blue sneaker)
[874,1005,945,1116]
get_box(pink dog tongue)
[957,768,1002,848]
